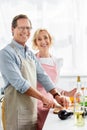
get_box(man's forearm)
[24,86,43,101]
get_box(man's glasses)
[17,26,32,31]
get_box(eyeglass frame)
[16,26,32,31]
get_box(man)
[0,14,69,130]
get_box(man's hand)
[55,95,70,108]
[41,95,56,109]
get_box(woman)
[32,29,76,130]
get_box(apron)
[36,54,58,130]
[3,44,37,130]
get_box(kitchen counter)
[42,108,87,130]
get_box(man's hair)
[11,14,32,28]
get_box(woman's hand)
[65,88,77,97]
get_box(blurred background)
[0,0,87,76]
[0,0,87,129]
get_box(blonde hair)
[32,29,53,50]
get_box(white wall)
[57,76,87,91]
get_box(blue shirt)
[0,40,55,93]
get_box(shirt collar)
[12,39,25,50]
[11,39,30,58]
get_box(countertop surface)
[42,108,87,130]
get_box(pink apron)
[36,54,58,130]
